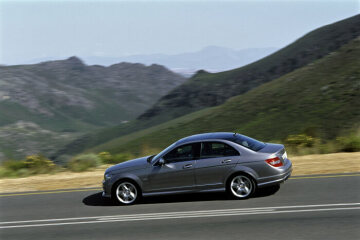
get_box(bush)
[67,153,101,172]
[0,155,57,177]
[112,153,134,163]
[0,160,29,178]
[337,134,360,152]
[98,152,134,164]
[25,155,56,170]
[2,160,27,171]
[285,134,316,147]
[98,152,113,164]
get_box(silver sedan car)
[103,132,292,205]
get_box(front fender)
[110,172,143,191]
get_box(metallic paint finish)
[103,132,292,201]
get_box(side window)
[163,143,199,163]
[201,142,239,158]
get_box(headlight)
[104,173,112,181]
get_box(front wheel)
[227,174,256,199]
[112,181,141,205]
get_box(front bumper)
[102,180,111,198]
[257,160,292,188]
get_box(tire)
[112,180,141,205]
[227,174,256,199]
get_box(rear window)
[231,134,266,152]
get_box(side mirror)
[158,158,165,166]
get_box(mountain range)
[83,46,278,75]
[53,14,360,160]
[1,14,359,162]
[0,59,185,160]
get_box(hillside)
[139,14,360,123]
[53,14,360,159]
[90,37,360,156]
[0,58,185,160]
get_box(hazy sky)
[0,0,359,65]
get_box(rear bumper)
[257,160,292,188]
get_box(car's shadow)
[82,185,280,206]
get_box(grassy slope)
[91,38,360,156]
[138,14,360,123]
[54,14,360,159]
[0,101,97,132]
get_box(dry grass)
[0,152,359,193]
[290,152,360,175]
[0,166,109,193]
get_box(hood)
[105,156,150,174]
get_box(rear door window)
[201,142,239,158]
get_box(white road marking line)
[1,202,359,225]
[97,209,275,221]
[1,207,359,229]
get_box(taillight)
[265,157,283,167]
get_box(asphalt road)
[0,173,359,240]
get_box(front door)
[148,143,201,192]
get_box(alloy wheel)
[115,182,138,204]
[230,175,254,198]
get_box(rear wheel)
[112,181,140,205]
[227,174,256,199]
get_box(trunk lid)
[259,143,287,163]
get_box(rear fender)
[224,165,259,184]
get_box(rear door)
[195,141,239,188]
[148,143,201,192]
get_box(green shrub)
[337,134,360,152]
[98,151,134,164]
[0,154,57,178]
[0,167,23,178]
[2,160,27,171]
[25,155,56,171]
[285,134,316,147]
[112,153,134,164]
[98,152,113,164]
[67,153,101,172]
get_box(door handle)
[221,159,232,164]
[183,164,193,169]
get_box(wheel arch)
[225,169,258,189]
[111,176,143,198]
[225,171,257,187]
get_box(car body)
[102,132,292,204]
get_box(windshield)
[151,142,177,164]
[231,134,266,151]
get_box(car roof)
[177,132,237,144]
